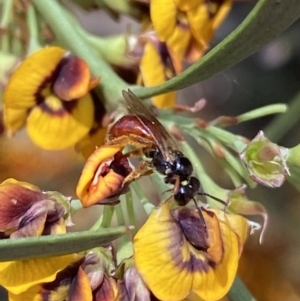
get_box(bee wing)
[122,89,180,161]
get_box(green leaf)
[133,0,300,98]
[0,226,126,261]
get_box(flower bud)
[240,131,289,188]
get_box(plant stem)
[181,142,218,194]
[26,3,41,54]
[206,126,247,153]
[115,203,125,225]
[0,0,12,28]
[236,104,287,123]
[125,191,137,233]
[228,276,257,301]
[0,0,13,53]
[93,205,114,229]
[130,182,155,215]
[31,0,128,111]
[264,91,300,142]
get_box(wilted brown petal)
[0,183,44,231]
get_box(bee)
[107,89,225,212]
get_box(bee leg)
[123,148,144,158]
[198,192,228,211]
[123,161,151,183]
[172,176,180,195]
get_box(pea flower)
[1,253,83,301]
[0,178,71,238]
[240,131,290,188]
[2,248,119,301]
[138,35,177,109]
[76,145,133,207]
[116,259,151,301]
[3,47,102,150]
[150,0,232,63]
[134,0,231,109]
[133,203,248,301]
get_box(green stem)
[206,126,248,153]
[125,191,137,233]
[288,143,300,168]
[228,276,257,301]
[236,104,287,123]
[115,203,125,225]
[70,199,83,216]
[31,0,128,111]
[130,182,155,215]
[0,0,13,28]
[11,30,23,56]
[91,205,114,230]
[264,91,300,142]
[115,195,133,264]
[181,142,221,198]
[26,3,41,54]
[0,0,13,53]
[150,173,169,196]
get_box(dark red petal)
[0,183,44,230]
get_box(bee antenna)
[192,198,207,231]
[198,192,228,211]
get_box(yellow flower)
[3,47,101,150]
[134,203,248,301]
[133,0,232,109]
[76,145,133,207]
[2,248,119,301]
[0,178,70,237]
[139,38,177,109]
[151,0,232,63]
[2,254,83,301]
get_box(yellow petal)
[150,0,177,41]
[0,254,82,295]
[185,36,207,63]
[192,212,239,300]
[68,267,92,301]
[76,145,124,206]
[48,217,67,235]
[173,0,202,11]
[27,93,94,150]
[217,211,249,255]
[134,205,241,301]
[211,0,232,29]
[75,127,107,159]
[4,47,66,109]
[140,42,176,109]
[0,178,41,192]
[167,25,192,66]
[8,286,42,301]
[3,107,27,135]
[186,5,213,49]
[134,203,193,301]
